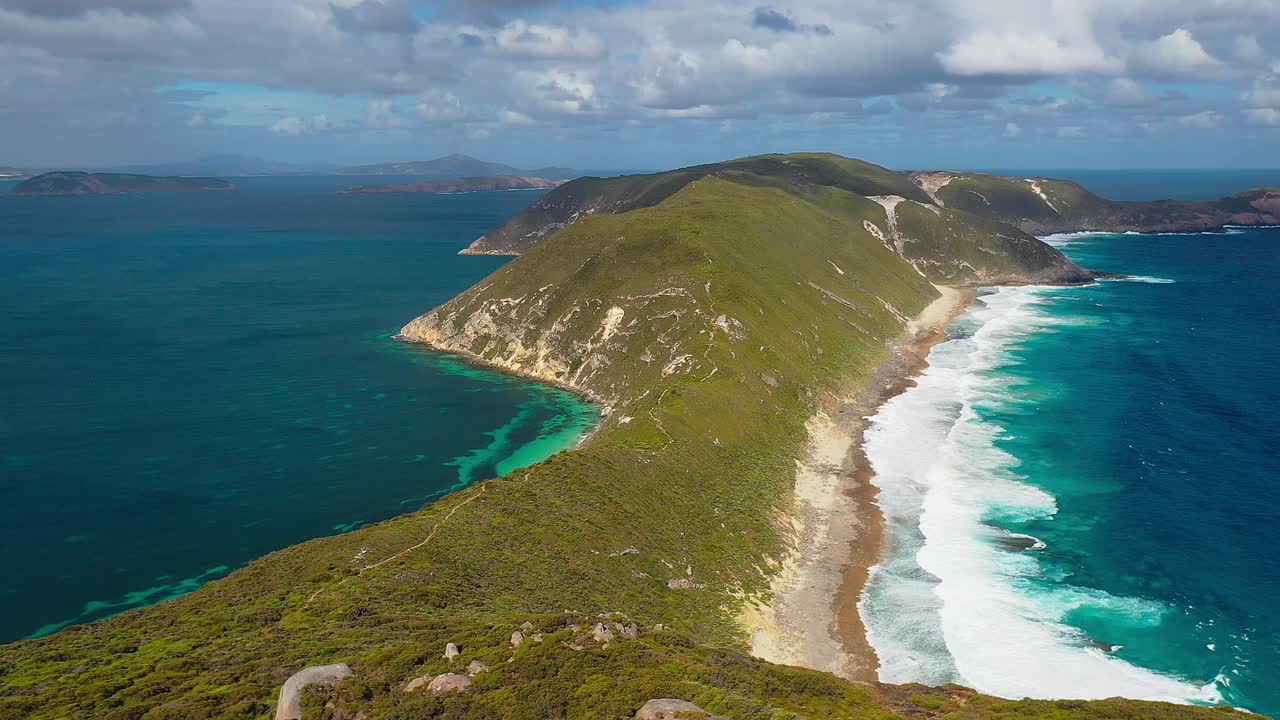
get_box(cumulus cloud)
[1246,108,1280,126]
[365,99,407,129]
[939,31,1120,76]
[270,114,334,135]
[1134,28,1226,79]
[1103,78,1156,107]
[491,18,606,60]
[416,91,469,124]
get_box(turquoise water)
[0,178,598,642]
[862,226,1280,714]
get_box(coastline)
[743,285,972,681]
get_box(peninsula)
[0,153,1258,720]
[339,176,561,194]
[10,171,235,196]
[461,157,1280,255]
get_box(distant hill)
[10,171,235,196]
[340,176,562,194]
[337,154,583,180]
[110,154,334,177]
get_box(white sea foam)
[1105,275,1176,284]
[1038,232,1110,248]
[861,286,1223,705]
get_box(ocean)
[0,178,597,643]
[861,224,1280,714]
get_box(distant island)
[340,176,563,195]
[10,171,235,196]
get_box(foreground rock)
[404,672,472,694]
[275,663,354,720]
[635,698,728,719]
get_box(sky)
[1,0,1278,170]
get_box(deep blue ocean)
[863,222,1280,714]
[0,178,597,642]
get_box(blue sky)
[0,0,1277,170]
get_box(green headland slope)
[464,155,1278,255]
[0,160,1246,720]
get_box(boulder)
[275,663,355,720]
[443,642,460,661]
[427,673,472,695]
[510,630,525,648]
[405,672,472,694]
[403,674,433,693]
[466,660,489,676]
[635,698,727,719]
[591,622,614,643]
[520,621,535,632]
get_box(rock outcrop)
[275,663,354,720]
[635,698,728,719]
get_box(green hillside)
[0,171,1240,720]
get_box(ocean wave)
[1038,232,1111,247]
[861,286,1223,706]
[1104,275,1176,284]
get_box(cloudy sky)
[1,0,1278,169]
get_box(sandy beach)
[742,285,973,681]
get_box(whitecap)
[1104,275,1175,284]
[861,286,1223,706]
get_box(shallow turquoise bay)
[0,178,596,642]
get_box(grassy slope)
[464,153,930,255]
[0,180,1241,720]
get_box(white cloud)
[1245,108,1280,126]
[1004,121,1022,137]
[1057,126,1087,138]
[270,116,307,135]
[1103,78,1154,107]
[416,92,469,124]
[364,99,406,129]
[1243,74,1280,108]
[1135,28,1225,79]
[270,113,335,135]
[939,31,1120,76]
[498,109,534,125]
[492,19,606,60]
[1178,110,1223,129]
